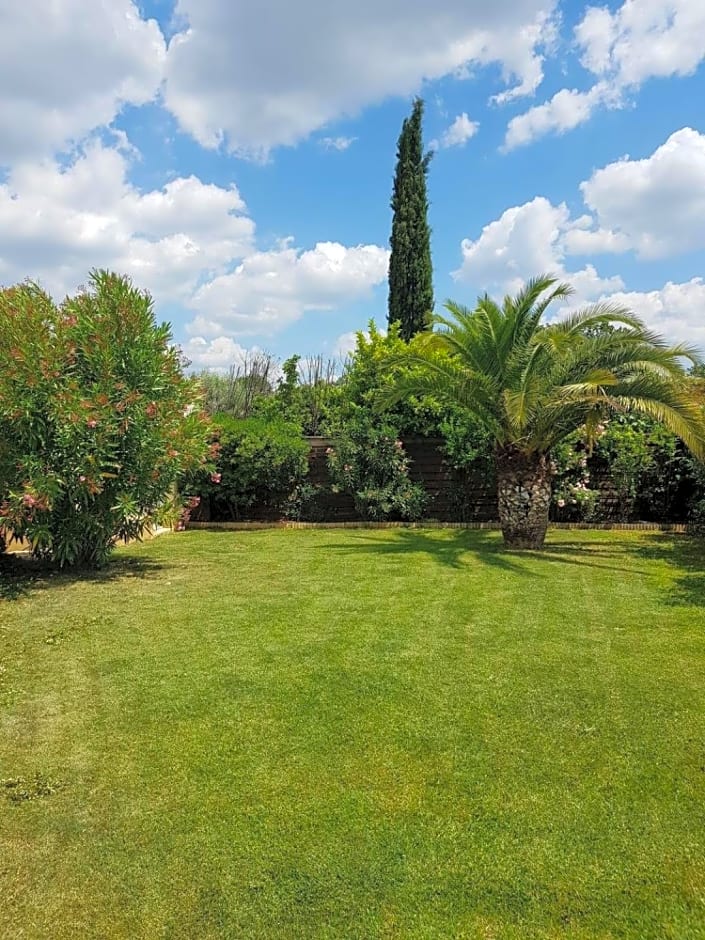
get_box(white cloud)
[453,196,623,300]
[163,0,557,155]
[576,0,705,88]
[0,143,388,342]
[453,150,705,350]
[319,136,357,152]
[503,82,613,151]
[434,113,479,150]
[189,241,389,336]
[457,128,705,279]
[505,0,705,149]
[183,336,263,371]
[0,0,165,163]
[0,142,255,302]
[333,331,364,359]
[597,279,705,351]
[577,127,705,259]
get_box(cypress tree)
[387,98,434,341]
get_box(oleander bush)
[0,271,209,567]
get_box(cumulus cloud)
[482,127,705,281]
[453,196,623,301]
[163,0,557,155]
[577,127,705,259]
[503,82,614,151]
[505,0,705,149]
[0,142,255,301]
[189,241,390,336]
[182,336,265,371]
[0,0,165,164]
[433,113,479,150]
[576,0,705,88]
[453,134,705,350]
[0,142,389,343]
[597,279,705,351]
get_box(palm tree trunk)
[495,446,552,549]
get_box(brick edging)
[186,521,690,533]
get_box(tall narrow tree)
[388,98,434,341]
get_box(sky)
[1,0,704,370]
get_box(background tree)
[383,275,705,549]
[196,352,276,418]
[388,98,434,341]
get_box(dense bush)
[194,416,310,520]
[327,416,427,521]
[334,322,442,436]
[0,272,209,567]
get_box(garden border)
[186,521,689,533]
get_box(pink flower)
[79,475,87,483]
[87,419,98,429]
[22,494,36,507]
[210,472,222,484]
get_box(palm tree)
[384,275,705,549]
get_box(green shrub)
[0,272,209,568]
[327,417,427,521]
[197,416,309,520]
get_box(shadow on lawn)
[628,534,705,608]
[319,529,705,599]
[0,552,166,602]
[318,528,528,573]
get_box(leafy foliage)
[327,415,427,521]
[381,274,705,546]
[335,321,443,437]
[196,416,310,520]
[0,271,209,567]
[551,434,599,521]
[385,275,705,458]
[257,354,341,435]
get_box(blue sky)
[1,0,704,369]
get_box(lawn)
[2,529,705,939]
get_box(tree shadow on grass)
[0,551,166,602]
[325,528,705,609]
[626,534,705,608]
[318,528,673,579]
[317,529,530,574]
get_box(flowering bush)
[0,272,210,567]
[551,433,600,521]
[327,417,427,521]
[186,415,310,520]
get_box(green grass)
[2,529,705,939]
